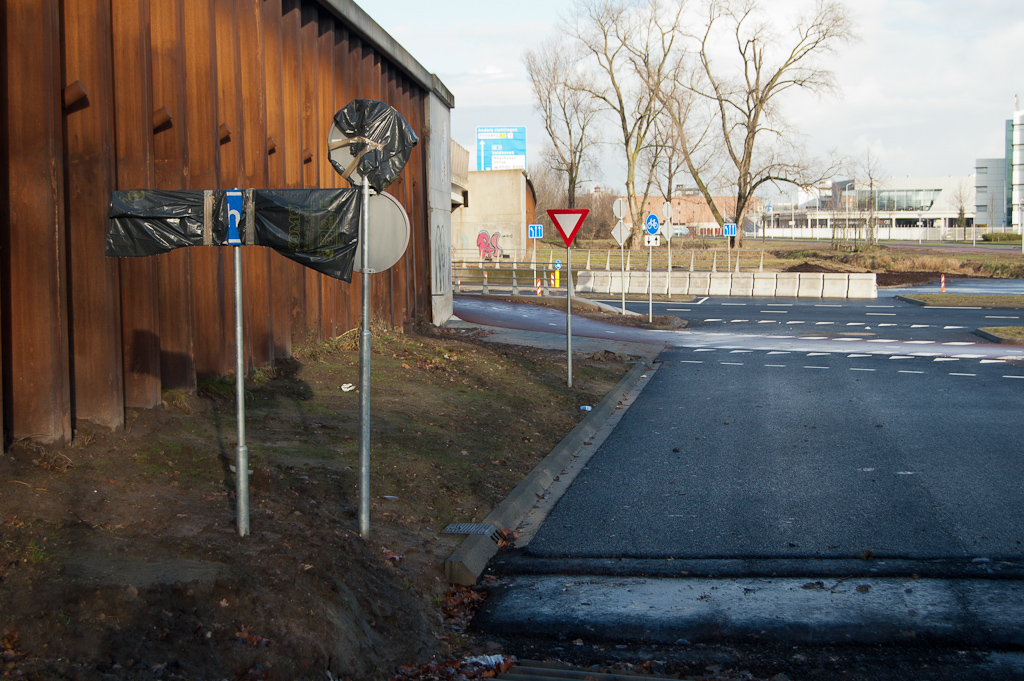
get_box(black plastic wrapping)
[330,99,418,192]
[106,190,226,256]
[107,188,361,282]
[251,189,359,281]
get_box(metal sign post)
[644,214,660,322]
[358,176,371,538]
[612,199,628,314]
[547,208,589,389]
[226,189,249,537]
[663,201,673,298]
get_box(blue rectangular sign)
[528,224,543,239]
[226,189,243,244]
[476,126,527,171]
[723,223,737,237]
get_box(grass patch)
[979,326,1024,343]
[900,294,1024,308]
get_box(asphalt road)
[464,286,1024,673]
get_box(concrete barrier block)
[847,273,878,299]
[709,273,732,296]
[688,273,710,296]
[822,273,849,299]
[607,270,627,294]
[775,273,799,297]
[591,271,612,294]
[628,272,650,295]
[797,273,824,297]
[730,273,754,297]
[650,272,669,295]
[753,273,777,297]
[575,271,595,293]
[668,272,690,296]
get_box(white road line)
[890,356,914,360]
[950,373,976,377]
[1003,375,1024,380]
[899,370,925,374]
[910,325,930,328]
[848,354,871,358]
[911,352,941,357]
[767,351,790,355]
[933,358,959,362]
[868,339,899,343]
[980,359,1006,364]
[757,320,777,324]
[815,304,842,307]
[765,364,787,367]
[722,302,747,306]
[804,366,829,370]
[761,310,788,314]
[815,321,835,325]
[846,322,866,326]
[878,323,898,327]
[943,342,976,346]
[866,305,895,308]
[729,319,750,323]
[986,315,1020,319]
[721,362,744,366]
[667,308,691,311]
[680,360,704,364]
[695,297,709,304]
[867,313,897,316]
[832,338,861,342]
[729,350,752,353]
[943,326,965,329]
[906,340,935,344]
[705,318,723,322]
[807,352,830,356]
[694,348,716,352]
[850,368,875,372]
[767,303,793,307]
[953,354,984,358]
[789,321,806,324]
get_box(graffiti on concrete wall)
[477,231,503,260]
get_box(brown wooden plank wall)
[1,0,433,445]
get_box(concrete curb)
[444,360,655,586]
[974,328,1012,344]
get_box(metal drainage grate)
[442,523,500,543]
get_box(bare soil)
[783,261,940,288]
[0,325,632,680]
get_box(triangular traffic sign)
[547,209,589,247]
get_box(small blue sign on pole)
[723,222,737,237]
[644,213,660,235]
[555,259,562,271]
[227,189,243,245]
[528,223,543,239]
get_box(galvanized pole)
[620,241,626,314]
[648,242,653,323]
[358,176,371,539]
[566,247,573,388]
[233,244,248,537]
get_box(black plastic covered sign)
[107,189,360,282]
[329,100,418,193]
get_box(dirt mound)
[876,271,941,287]
[782,262,843,273]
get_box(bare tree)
[859,148,886,246]
[566,0,685,248]
[658,0,856,247]
[951,177,974,240]
[525,38,602,209]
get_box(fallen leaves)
[235,624,272,646]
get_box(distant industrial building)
[974,101,1024,231]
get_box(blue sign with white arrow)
[723,223,737,237]
[226,189,243,245]
[644,213,660,235]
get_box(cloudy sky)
[362,0,1024,193]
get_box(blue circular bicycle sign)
[644,213,660,235]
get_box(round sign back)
[353,191,411,274]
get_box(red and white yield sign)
[547,209,589,247]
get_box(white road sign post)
[644,214,660,322]
[548,209,589,388]
[611,219,629,314]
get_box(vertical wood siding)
[1,0,435,445]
